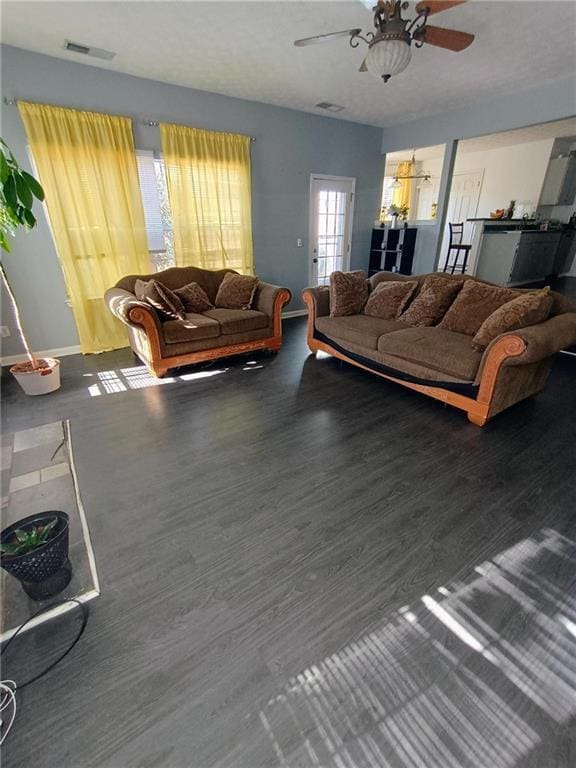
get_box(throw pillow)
[174,281,214,313]
[363,280,418,320]
[330,271,369,317]
[215,272,258,310]
[472,287,553,351]
[439,280,519,336]
[134,279,185,320]
[399,276,463,327]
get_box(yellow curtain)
[392,160,414,215]
[18,101,150,353]
[160,123,253,274]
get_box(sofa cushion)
[399,276,463,327]
[203,308,269,335]
[135,279,186,320]
[162,313,220,344]
[330,271,369,317]
[377,327,483,381]
[363,280,418,319]
[315,315,407,351]
[174,281,214,313]
[215,272,259,309]
[472,286,553,350]
[439,280,519,335]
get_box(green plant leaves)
[21,171,44,201]
[0,518,59,556]
[0,138,45,251]
[15,173,33,209]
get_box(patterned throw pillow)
[363,280,418,320]
[134,279,186,320]
[399,276,463,327]
[439,280,519,336]
[215,273,259,310]
[174,281,214,313]
[472,287,553,351]
[330,271,369,317]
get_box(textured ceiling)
[2,0,575,128]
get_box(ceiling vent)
[64,40,116,60]
[315,102,345,113]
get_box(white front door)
[309,175,355,286]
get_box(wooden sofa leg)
[150,364,169,378]
[468,411,488,427]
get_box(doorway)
[440,170,484,269]
[309,175,355,286]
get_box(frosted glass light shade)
[366,39,412,80]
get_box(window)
[136,150,175,272]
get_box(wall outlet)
[0,326,11,338]
[296,238,303,248]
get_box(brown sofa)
[105,266,291,377]
[303,271,576,426]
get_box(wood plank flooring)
[1,317,575,768]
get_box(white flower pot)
[10,358,61,395]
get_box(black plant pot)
[0,511,72,601]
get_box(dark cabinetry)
[368,227,417,277]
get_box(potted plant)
[1,138,61,395]
[0,511,71,600]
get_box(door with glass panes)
[309,175,355,286]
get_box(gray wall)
[1,44,384,357]
[381,75,576,273]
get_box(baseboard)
[1,345,82,366]
[282,309,307,319]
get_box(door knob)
[313,257,318,263]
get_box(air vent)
[315,102,346,113]
[64,40,115,60]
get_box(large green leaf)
[23,208,36,228]
[15,173,33,209]
[21,171,44,201]
[0,152,9,184]
[3,174,18,211]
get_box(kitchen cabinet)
[510,232,560,283]
[553,230,576,275]
[539,156,576,205]
[475,229,564,285]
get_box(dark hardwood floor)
[2,317,575,768]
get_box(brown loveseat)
[105,267,291,377]
[303,271,576,426]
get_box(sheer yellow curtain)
[18,101,150,353]
[392,160,414,214]
[160,123,253,274]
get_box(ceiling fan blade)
[294,28,362,47]
[359,57,368,72]
[420,25,475,51]
[415,1,467,16]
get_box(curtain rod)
[3,98,256,141]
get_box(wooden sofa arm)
[496,312,576,366]
[302,287,330,353]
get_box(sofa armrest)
[254,282,292,319]
[104,287,160,329]
[302,286,330,318]
[497,312,576,365]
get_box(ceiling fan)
[294,1,475,83]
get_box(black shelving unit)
[368,226,417,277]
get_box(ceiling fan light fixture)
[366,38,412,82]
[391,177,402,189]
[419,175,432,189]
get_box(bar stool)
[443,223,472,274]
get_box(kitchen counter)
[468,219,576,286]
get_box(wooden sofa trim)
[302,291,527,427]
[130,288,291,377]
